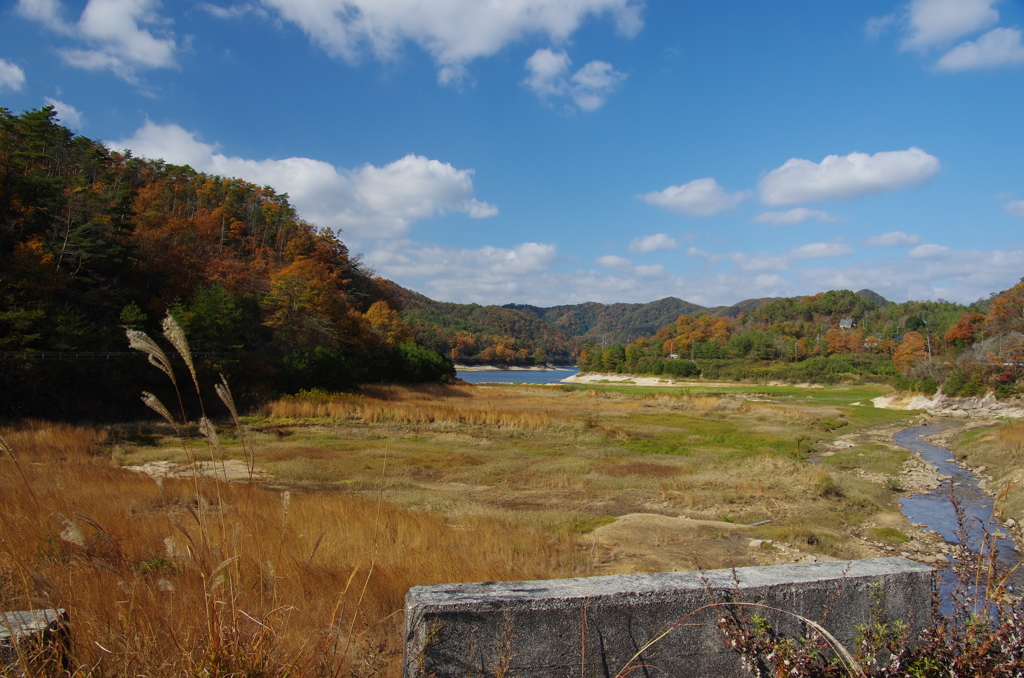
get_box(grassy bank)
[949,420,1024,523]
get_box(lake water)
[456,367,580,384]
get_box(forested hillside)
[580,286,1024,397]
[0,107,451,419]
[394,288,577,364]
[400,294,774,365]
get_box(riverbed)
[895,423,1023,589]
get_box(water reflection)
[456,368,580,385]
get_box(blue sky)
[2,0,1024,307]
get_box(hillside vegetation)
[402,293,773,366]
[0,107,451,419]
[580,286,1024,397]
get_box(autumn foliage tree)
[0,107,452,418]
[986,279,1024,334]
[945,311,986,349]
[893,331,928,374]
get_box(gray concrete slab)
[1,609,68,673]
[404,558,933,678]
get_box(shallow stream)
[895,423,1022,590]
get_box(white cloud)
[14,0,66,28]
[865,14,896,40]
[114,121,497,239]
[634,264,667,278]
[0,59,26,91]
[523,48,626,111]
[758,148,940,206]
[866,231,923,247]
[596,254,632,270]
[686,246,724,263]
[16,0,177,82]
[800,248,1024,305]
[790,242,854,260]
[255,0,642,84]
[937,27,1024,71]
[729,242,853,273]
[732,252,789,273]
[592,254,667,279]
[751,208,840,226]
[1006,200,1024,217]
[909,243,954,258]
[199,3,266,19]
[370,236,1024,307]
[629,233,679,253]
[366,239,562,303]
[902,0,999,50]
[641,178,750,216]
[43,97,84,128]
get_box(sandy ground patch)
[127,459,268,481]
[561,373,757,388]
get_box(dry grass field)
[1,381,925,676]
[952,420,1024,521]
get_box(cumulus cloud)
[629,233,679,253]
[800,247,1024,305]
[1005,200,1024,217]
[909,243,954,259]
[592,254,668,279]
[596,254,632,270]
[901,0,999,50]
[641,178,750,216]
[114,121,497,238]
[254,0,642,84]
[726,242,853,274]
[523,48,625,111]
[0,59,26,91]
[369,235,1024,307]
[366,239,562,303]
[43,97,84,128]
[866,231,923,247]
[199,2,266,19]
[936,27,1024,70]
[790,243,854,259]
[751,208,840,226]
[16,0,177,82]
[758,148,940,206]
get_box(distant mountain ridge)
[391,286,889,364]
[502,296,775,344]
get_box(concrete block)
[404,558,932,678]
[1,609,68,673]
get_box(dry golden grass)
[264,385,558,429]
[250,385,906,542]
[996,421,1024,450]
[262,385,737,431]
[0,381,914,676]
[0,422,588,677]
[956,421,1024,521]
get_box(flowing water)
[895,423,1023,592]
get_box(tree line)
[0,107,451,420]
[579,287,1024,396]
